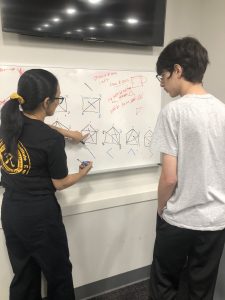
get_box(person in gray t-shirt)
[149,37,225,300]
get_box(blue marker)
[77,159,89,166]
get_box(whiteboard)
[0,65,161,174]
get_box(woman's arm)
[49,125,88,143]
[52,161,93,190]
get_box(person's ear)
[42,97,51,110]
[174,64,183,78]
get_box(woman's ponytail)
[0,68,58,162]
[1,95,24,161]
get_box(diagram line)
[84,82,93,91]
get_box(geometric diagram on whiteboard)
[131,76,147,88]
[51,120,70,130]
[55,95,68,113]
[144,129,153,148]
[81,124,98,145]
[84,82,93,92]
[82,96,101,116]
[126,129,140,146]
[102,126,121,148]
[83,144,96,159]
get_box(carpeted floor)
[43,274,188,299]
[89,269,188,300]
[89,280,150,300]
[43,268,188,299]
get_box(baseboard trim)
[42,265,150,300]
[75,265,150,299]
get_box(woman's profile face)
[46,84,61,116]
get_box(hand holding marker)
[77,159,92,176]
[80,132,89,144]
[77,158,90,167]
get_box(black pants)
[149,214,225,300]
[1,190,75,300]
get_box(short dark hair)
[156,37,209,83]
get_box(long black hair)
[0,69,58,160]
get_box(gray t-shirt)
[152,94,225,231]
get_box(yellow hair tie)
[10,92,25,105]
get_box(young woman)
[0,69,92,300]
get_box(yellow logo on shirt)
[0,139,31,174]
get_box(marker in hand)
[77,158,90,166]
[80,133,89,145]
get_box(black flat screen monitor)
[1,0,166,46]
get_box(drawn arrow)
[128,149,136,156]
[106,148,113,158]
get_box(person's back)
[160,94,225,230]
[1,114,67,194]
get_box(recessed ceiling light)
[36,27,42,31]
[105,22,114,27]
[53,18,61,22]
[43,24,49,27]
[65,31,72,34]
[66,8,77,15]
[75,29,83,32]
[127,18,139,24]
[89,0,102,4]
[88,27,96,30]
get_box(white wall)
[3,0,224,298]
[200,0,225,102]
[65,199,158,287]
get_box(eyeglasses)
[156,71,173,83]
[156,74,163,82]
[54,96,65,104]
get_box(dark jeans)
[1,190,75,300]
[149,214,225,300]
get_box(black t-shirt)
[0,115,68,195]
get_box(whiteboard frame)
[0,62,157,73]
[0,63,161,173]
[89,163,160,175]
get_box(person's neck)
[180,81,208,97]
[23,111,45,122]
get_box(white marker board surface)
[0,65,161,174]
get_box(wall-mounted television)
[1,0,166,46]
